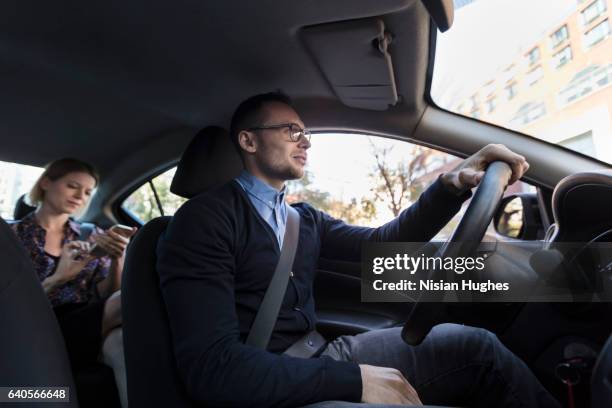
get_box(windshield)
[431,0,612,165]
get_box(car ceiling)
[0,0,433,177]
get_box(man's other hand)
[440,144,530,195]
[360,364,423,406]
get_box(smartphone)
[88,243,108,258]
[110,224,136,238]
[88,225,135,257]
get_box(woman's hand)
[53,241,93,285]
[93,227,136,259]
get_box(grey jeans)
[302,324,560,408]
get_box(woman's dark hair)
[28,158,99,206]
[229,91,294,156]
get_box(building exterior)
[454,0,612,164]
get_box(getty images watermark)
[361,242,612,302]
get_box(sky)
[432,0,577,106]
[302,133,420,202]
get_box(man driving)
[156,92,560,408]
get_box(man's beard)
[259,158,303,182]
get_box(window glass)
[0,160,44,219]
[581,0,607,25]
[432,0,612,164]
[486,97,496,113]
[122,167,187,223]
[551,25,570,48]
[583,19,611,48]
[552,46,573,69]
[286,133,534,240]
[526,66,544,86]
[526,47,541,66]
[505,82,518,100]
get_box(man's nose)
[298,135,311,149]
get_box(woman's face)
[41,171,97,214]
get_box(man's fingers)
[458,169,484,188]
[482,144,529,185]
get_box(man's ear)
[238,130,258,154]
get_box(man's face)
[249,101,311,182]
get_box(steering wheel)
[401,161,513,345]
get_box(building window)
[558,64,612,106]
[505,82,518,100]
[511,102,547,127]
[551,24,570,48]
[501,64,517,83]
[483,80,496,97]
[552,46,573,69]
[486,97,496,113]
[581,0,607,26]
[526,47,540,66]
[468,95,478,111]
[583,19,611,48]
[526,66,544,86]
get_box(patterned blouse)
[10,212,111,307]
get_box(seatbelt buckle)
[283,330,327,359]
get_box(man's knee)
[429,323,502,365]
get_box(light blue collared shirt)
[234,170,288,248]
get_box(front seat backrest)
[122,126,242,407]
[0,218,78,407]
[121,216,194,407]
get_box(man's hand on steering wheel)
[440,144,530,195]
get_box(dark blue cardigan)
[156,178,469,407]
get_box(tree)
[287,170,376,225]
[368,138,433,217]
[123,169,187,222]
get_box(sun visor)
[302,19,398,111]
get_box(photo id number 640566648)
[0,387,70,403]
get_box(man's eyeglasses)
[247,123,311,143]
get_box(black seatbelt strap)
[246,205,300,349]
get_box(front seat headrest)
[170,126,244,199]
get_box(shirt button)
[293,306,301,312]
[290,271,294,277]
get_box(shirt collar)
[21,211,81,236]
[236,170,286,210]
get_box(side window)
[0,160,44,220]
[122,167,187,223]
[286,133,534,240]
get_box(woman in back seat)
[10,158,133,407]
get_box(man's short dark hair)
[229,92,294,156]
